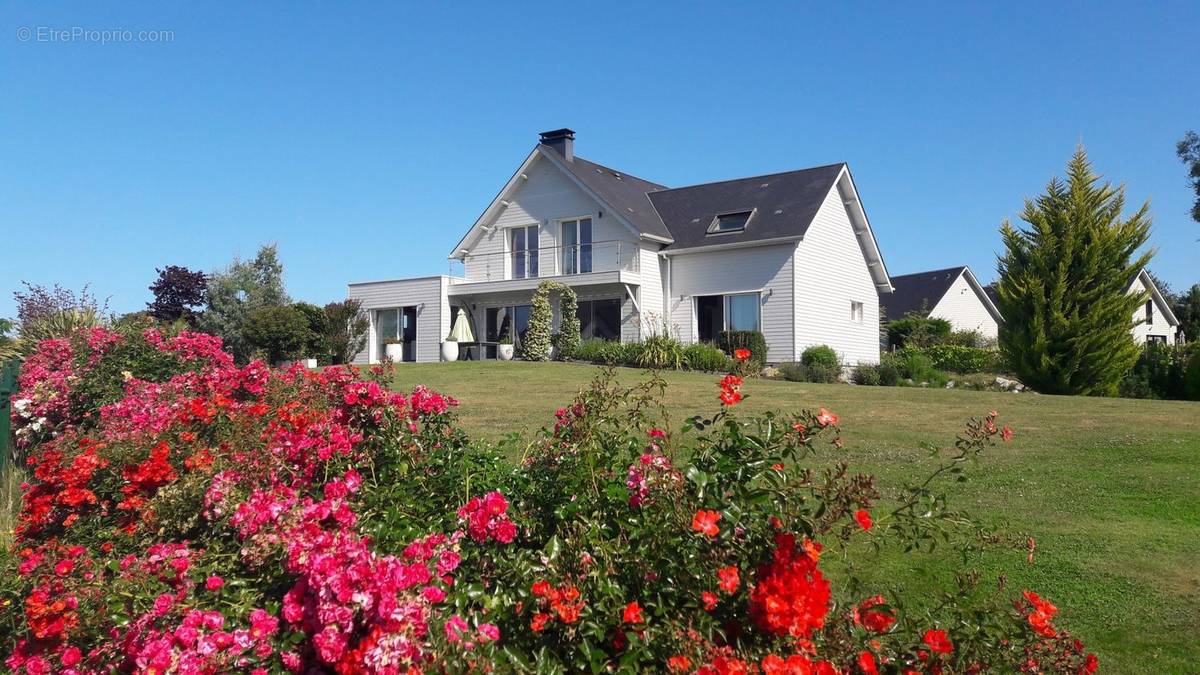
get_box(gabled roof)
[1128,269,1180,326]
[449,133,891,291]
[545,148,674,242]
[647,163,846,251]
[882,266,1002,324]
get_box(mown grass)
[382,361,1200,674]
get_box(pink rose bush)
[2,326,1098,673]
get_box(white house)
[881,266,1002,340]
[884,266,1183,346]
[348,129,893,365]
[1127,269,1182,344]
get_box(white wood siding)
[1128,275,1178,344]
[793,184,881,365]
[463,155,639,282]
[638,244,666,335]
[668,244,795,362]
[347,277,448,364]
[929,273,999,339]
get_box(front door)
[696,295,724,343]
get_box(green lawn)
[384,361,1200,673]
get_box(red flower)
[531,612,550,632]
[792,422,806,435]
[857,651,879,675]
[1001,426,1014,441]
[1022,589,1058,637]
[923,628,953,654]
[692,510,721,537]
[718,375,744,406]
[701,591,719,611]
[531,580,552,598]
[749,533,831,639]
[667,655,692,672]
[622,601,645,624]
[717,566,740,594]
[1083,653,1099,673]
[649,428,666,440]
[816,408,838,426]
[852,595,896,633]
[854,509,873,531]
[733,348,751,361]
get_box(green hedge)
[896,345,1000,374]
[1119,342,1200,400]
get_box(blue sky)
[2,2,1197,318]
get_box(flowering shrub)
[2,326,1098,673]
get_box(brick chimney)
[539,128,575,162]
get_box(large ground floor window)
[376,306,417,362]
[577,298,622,341]
[485,305,532,358]
[695,292,760,342]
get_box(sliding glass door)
[561,218,592,275]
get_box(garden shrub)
[777,361,839,384]
[716,330,768,368]
[683,342,731,372]
[893,349,950,386]
[243,305,311,364]
[1119,342,1198,400]
[886,315,951,348]
[915,344,1001,374]
[2,328,1099,674]
[878,353,902,386]
[800,344,840,369]
[636,334,685,370]
[556,287,581,361]
[852,363,882,386]
[1187,349,1200,401]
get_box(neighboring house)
[881,266,1002,340]
[1126,269,1182,344]
[981,268,1182,345]
[348,129,893,365]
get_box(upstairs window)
[1145,300,1153,325]
[708,210,754,234]
[511,225,539,279]
[851,301,864,323]
[561,218,593,274]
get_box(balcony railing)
[449,239,639,282]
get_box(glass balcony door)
[560,218,592,275]
[511,225,539,279]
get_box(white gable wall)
[1128,275,1178,343]
[462,155,640,282]
[793,184,881,365]
[928,272,999,339]
[668,244,795,362]
[348,277,449,364]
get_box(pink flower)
[444,615,469,642]
[205,575,224,591]
[478,623,500,642]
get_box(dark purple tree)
[147,266,208,324]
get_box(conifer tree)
[996,148,1153,395]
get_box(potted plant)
[383,338,404,363]
[497,331,514,361]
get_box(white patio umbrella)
[448,310,474,342]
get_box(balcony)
[449,240,639,281]
[447,240,640,296]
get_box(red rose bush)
[2,326,1097,673]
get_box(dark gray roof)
[983,282,1000,308]
[545,146,675,241]
[647,163,846,250]
[880,266,968,321]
